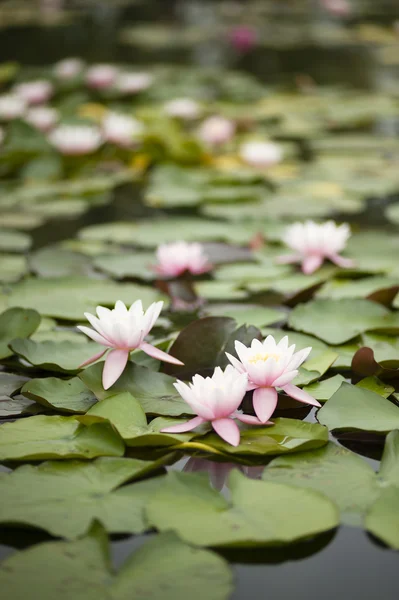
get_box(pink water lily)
[78,300,183,390]
[153,241,212,278]
[14,80,53,105]
[25,106,58,132]
[161,366,266,447]
[54,57,84,80]
[226,336,321,423]
[48,124,103,155]
[198,116,235,147]
[278,220,355,274]
[86,64,118,89]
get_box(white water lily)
[153,241,212,278]
[116,72,153,94]
[164,98,201,120]
[54,57,84,80]
[161,365,264,446]
[86,64,118,89]
[278,220,354,274]
[25,106,58,132]
[48,124,103,155]
[14,80,53,105]
[102,112,144,147]
[78,300,183,390]
[198,115,235,146]
[226,335,320,423]
[240,140,283,168]
[0,94,26,120]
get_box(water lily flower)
[153,241,213,278]
[0,94,26,120]
[48,124,103,155]
[25,106,58,132]
[229,26,257,52]
[321,0,351,17]
[115,72,153,94]
[102,112,144,148]
[164,98,201,120]
[86,64,119,89]
[240,140,283,168]
[54,57,84,80]
[278,220,355,274]
[226,335,320,423]
[198,115,235,146]
[78,300,183,390]
[161,366,265,446]
[14,80,53,105]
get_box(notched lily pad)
[22,376,98,413]
[0,307,41,359]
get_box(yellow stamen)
[248,352,281,364]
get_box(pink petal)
[253,387,278,423]
[140,341,184,365]
[102,349,129,390]
[161,416,206,434]
[272,370,298,388]
[77,325,111,346]
[225,352,245,373]
[282,383,321,407]
[329,253,355,269]
[302,255,324,274]
[78,349,107,368]
[234,412,273,426]
[212,418,240,447]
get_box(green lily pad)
[0,307,41,359]
[355,376,394,398]
[79,361,193,417]
[0,526,233,600]
[9,338,104,373]
[288,298,399,344]
[366,486,399,550]
[0,253,28,283]
[316,276,399,304]
[0,372,30,397]
[0,228,31,252]
[303,374,346,402]
[22,376,98,413]
[318,382,399,433]
[147,470,338,547]
[0,456,169,538]
[0,415,125,461]
[30,247,91,278]
[93,252,155,280]
[204,304,286,328]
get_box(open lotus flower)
[0,94,26,120]
[153,241,213,278]
[164,98,201,120]
[161,366,265,446]
[102,112,144,148]
[115,72,153,94]
[278,220,355,274]
[54,57,84,80]
[198,116,235,146]
[226,336,321,423]
[78,300,183,390]
[14,80,53,105]
[25,106,58,132]
[240,140,283,168]
[86,64,118,89]
[48,124,103,155]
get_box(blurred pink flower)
[226,335,320,423]
[161,366,265,446]
[14,80,53,105]
[321,0,351,17]
[153,241,213,278]
[25,106,58,132]
[278,220,355,274]
[102,112,144,148]
[115,72,153,95]
[78,299,183,390]
[229,26,257,52]
[48,124,103,155]
[86,64,119,90]
[164,98,201,120]
[0,94,26,120]
[198,116,235,146]
[240,140,283,168]
[54,57,84,80]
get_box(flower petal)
[302,255,324,274]
[234,412,272,426]
[78,349,107,368]
[77,325,111,346]
[329,253,355,269]
[272,370,298,388]
[161,416,206,434]
[225,352,245,373]
[212,418,240,447]
[282,383,321,407]
[140,341,184,365]
[252,387,278,423]
[102,349,129,390]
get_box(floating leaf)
[303,374,346,402]
[22,377,97,413]
[30,247,90,278]
[0,415,124,461]
[10,338,104,373]
[0,253,28,283]
[147,470,338,547]
[366,487,399,550]
[0,307,41,359]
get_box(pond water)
[0,1,399,599]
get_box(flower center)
[248,352,281,364]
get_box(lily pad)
[0,526,233,600]
[204,304,286,328]
[147,470,338,547]
[366,487,399,550]
[93,252,155,281]
[22,377,98,413]
[0,307,41,359]
[30,247,91,278]
[303,374,346,402]
[0,253,28,283]
[0,229,31,252]
[0,414,125,461]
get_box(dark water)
[0,0,398,597]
